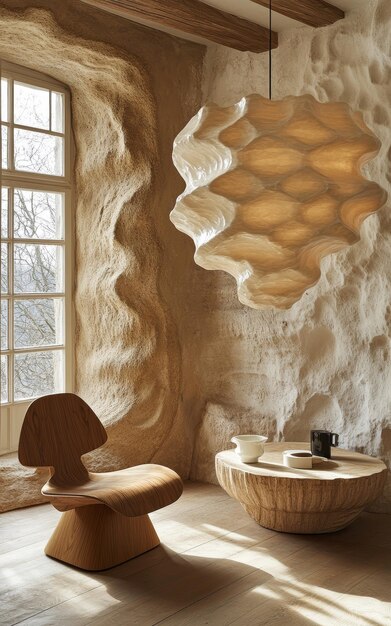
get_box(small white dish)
[283,449,328,469]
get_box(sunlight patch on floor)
[252,578,389,626]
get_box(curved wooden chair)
[18,393,183,571]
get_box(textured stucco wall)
[0,0,204,511]
[188,0,391,512]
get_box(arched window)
[0,61,73,454]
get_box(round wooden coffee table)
[215,442,387,534]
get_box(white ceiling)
[84,0,367,48]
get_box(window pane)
[1,187,8,238]
[1,78,8,122]
[1,125,8,169]
[14,298,64,348]
[14,189,64,240]
[14,82,50,130]
[1,299,8,350]
[14,129,63,176]
[51,92,64,133]
[14,349,64,401]
[1,243,8,293]
[14,244,63,293]
[1,355,8,403]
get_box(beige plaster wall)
[0,0,204,511]
[189,0,391,511]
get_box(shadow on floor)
[86,513,391,626]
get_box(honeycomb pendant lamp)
[170,93,387,309]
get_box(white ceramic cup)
[231,435,268,463]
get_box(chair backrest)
[18,393,107,487]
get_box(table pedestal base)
[243,503,363,534]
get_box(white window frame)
[0,60,74,454]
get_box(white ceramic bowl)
[231,434,268,463]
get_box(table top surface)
[216,442,387,481]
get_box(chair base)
[45,503,160,570]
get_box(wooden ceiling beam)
[250,0,344,28]
[80,0,278,53]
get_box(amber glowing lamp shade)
[170,94,387,309]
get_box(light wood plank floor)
[0,482,390,626]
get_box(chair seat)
[42,464,183,517]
